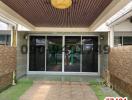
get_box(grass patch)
[0,78,33,100]
[89,80,106,100]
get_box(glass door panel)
[29,36,45,71]
[46,36,62,71]
[64,36,81,72]
[82,36,98,72]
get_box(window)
[114,36,132,47]
[0,35,11,45]
[123,37,132,45]
[114,36,122,47]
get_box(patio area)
[20,80,98,100]
[0,0,131,99]
[0,75,120,100]
[26,75,101,82]
[21,75,120,100]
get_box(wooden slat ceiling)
[1,0,112,27]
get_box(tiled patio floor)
[20,81,98,100]
[26,75,101,82]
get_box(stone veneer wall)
[16,32,27,79]
[109,46,132,99]
[0,46,16,91]
[100,32,109,77]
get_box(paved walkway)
[20,81,98,100]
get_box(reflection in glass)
[46,36,62,71]
[0,35,11,45]
[64,36,81,72]
[82,37,98,72]
[29,36,45,71]
[114,36,122,47]
[29,36,99,73]
[123,37,132,45]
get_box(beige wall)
[35,27,90,32]
[113,19,132,32]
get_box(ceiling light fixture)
[51,0,72,9]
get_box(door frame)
[27,33,100,76]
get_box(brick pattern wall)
[109,46,132,99]
[0,73,13,92]
[0,46,16,91]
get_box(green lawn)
[89,80,106,100]
[0,78,33,100]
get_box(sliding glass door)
[64,36,81,72]
[29,35,98,73]
[46,36,62,71]
[82,36,98,72]
[29,36,45,71]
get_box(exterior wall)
[109,46,132,99]
[35,27,90,32]
[100,33,109,76]
[0,30,11,35]
[0,73,13,92]
[114,32,132,36]
[113,19,132,32]
[17,32,108,76]
[16,32,27,79]
[0,45,16,91]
